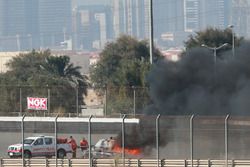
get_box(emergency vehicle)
[7,135,72,158]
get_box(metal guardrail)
[1,159,250,167]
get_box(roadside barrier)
[1,158,250,167]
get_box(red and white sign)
[27,97,47,110]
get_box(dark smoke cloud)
[116,41,250,155]
[115,116,168,155]
[147,41,250,115]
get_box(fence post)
[47,85,50,115]
[0,157,2,167]
[122,115,127,167]
[132,86,136,117]
[190,115,195,167]
[156,114,161,167]
[225,114,230,167]
[88,115,93,167]
[104,85,107,117]
[22,114,26,167]
[54,115,59,167]
[19,87,22,116]
[75,85,79,117]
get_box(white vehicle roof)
[25,135,54,140]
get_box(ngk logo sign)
[27,97,47,110]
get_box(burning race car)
[83,138,141,158]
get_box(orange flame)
[112,144,141,155]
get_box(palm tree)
[42,56,88,92]
[40,55,89,113]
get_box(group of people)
[67,136,116,158]
[67,136,89,158]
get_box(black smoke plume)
[146,41,250,115]
[116,41,250,155]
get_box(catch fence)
[2,115,250,165]
[0,85,149,116]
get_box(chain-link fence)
[0,85,150,117]
[1,115,250,160]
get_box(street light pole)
[201,43,228,73]
[228,25,235,58]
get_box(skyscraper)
[199,0,231,30]
[113,0,121,38]
[0,0,71,51]
[38,0,71,48]
[0,0,27,51]
[72,5,112,51]
[113,0,147,39]
[184,0,199,32]
[232,0,250,37]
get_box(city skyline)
[0,0,249,52]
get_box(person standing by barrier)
[108,137,115,151]
[68,136,77,158]
[79,137,88,158]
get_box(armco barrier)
[1,158,250,167]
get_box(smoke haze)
[116,41,250,156]
[147,41,250,115]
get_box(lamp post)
[201,43,228,73]
[228,25,235,58]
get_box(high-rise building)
[95,13,107,49]
[184,0,199,32]
[72,5,112,51]
[232,0,250,37]
[199,0,231,30]
[38,0,71,49]
[0,0,27,51]
[153,0,185,47]
[0,0,71,51]
[112,0,147,39]
[113,0,121,39]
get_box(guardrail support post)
[22,114,26,167]
[208,159,211,167]
[45,158,48,167]
[137,159,140,167]
[88,115,93,167]
[184,159,187,167]
[68,159,71,167]
[55,115,59,167]
[161,159,165,167]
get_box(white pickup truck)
[7,135,72,158]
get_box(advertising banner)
[27,97,47,110]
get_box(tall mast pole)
[149,0,154,64]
